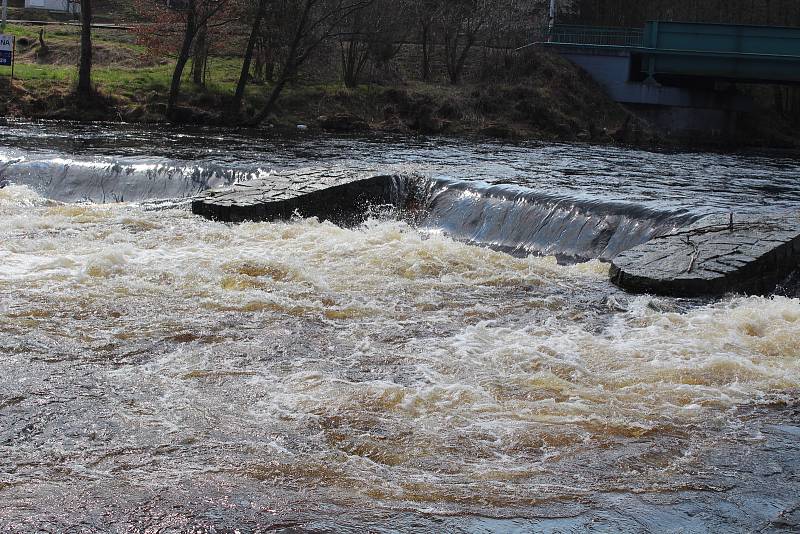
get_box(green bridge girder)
[547,21,800,84]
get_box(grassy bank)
[0,23,645,142]
[0,22,796,150]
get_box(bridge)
[540,21,800,135]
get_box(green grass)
[3,23,46,40]
[0,22,332,112]
[11,63,73,83]
[2,23,79,42]
[91,58,246,97]
[6,57,269,111]
[3,34,444,121]
[94,65,172,94]
[4,24,144,51]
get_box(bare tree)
[161,0,232,118]
[364,0,410,83]
[336,0,408,87]
[191,21,210,86]
[438,0,489,85]
[233,0,269,113]
[413,0,440,81]
[248,0,374,125]
[338,8,370,87]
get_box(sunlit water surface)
[0,122,799,532]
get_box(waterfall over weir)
[191,172,705,262]
[0,149,704,262]
[410,177,701,261]
[0,154,261,203]
[4,126,800,531]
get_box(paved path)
[4,20,133,30]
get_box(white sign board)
[0,35,13,67]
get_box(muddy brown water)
[0,121,799,532]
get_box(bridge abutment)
[557,47,752,137]
[541,20,800,139]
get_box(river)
[0,121,799,532]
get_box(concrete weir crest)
[610,214,800,297]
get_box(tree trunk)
[264,48,275,82]
[77,0,93,101]
[249,0,312,125]
[444,30,461,84]
[191,22,208,86]
[167,8,197,118]
[420,23,430,81]
[340,39,369,88]
[450,35,476,85]
[254,41,265,80]
[443,12,480,86]
[37,28,49,58]
[249,73,290,125]
[233,0,268,114]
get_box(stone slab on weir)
[191,172,400,223]
[610,214,800,296]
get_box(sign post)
[0,34,13,79]
[549,0,557,32]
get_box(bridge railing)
[544,25,644,47]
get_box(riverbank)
[0,21,632,142]
[0,22,798,151]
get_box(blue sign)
[0,35,12,68]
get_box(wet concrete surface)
[612,214,800,296]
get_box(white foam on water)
[0,184,54,210]
[2,188,799,513]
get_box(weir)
[193,175,799,296]
[0,155,269,203]
[192,174,700,262]
[191,173,408,224]
[409,177,698,261]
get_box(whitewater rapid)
[2,183,799,529]
[1,124,799,530]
